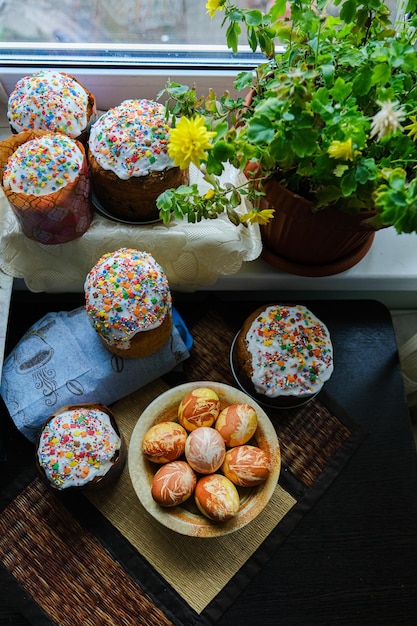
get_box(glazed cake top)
[88,99,174,179]
[244,304,334,398]
[2,133,84,196]
[84,248,172,350]
[37,407,121,489]
[8,70,89,138]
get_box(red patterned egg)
[195,474,240,521]
[142,421,188,463]
[178,387,220,431]
[222,445,270,487]
[151,461,197,507]
[215,404,258,447]
[184,426,226,474]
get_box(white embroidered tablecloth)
[0,164,262,293]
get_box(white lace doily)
[0,164,262,293]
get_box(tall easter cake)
[232,304,334,407]
[0,130,92,244]
[84,248,172,358]
[88,99,188,222]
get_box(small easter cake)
[232,304,334,407]
[0,130,92,244]
[7,70,96,144]
[84,248,172,358]
[36,404,126,491]
[88,99,188,222]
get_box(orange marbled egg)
[142,421,188,464]
[215,403,258,447]
[184,426,226,474]
[151,461,197,507]
[222,445,270,487]
[195,474,240,521]
[178,387,220,431]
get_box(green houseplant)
[156,0,417,274]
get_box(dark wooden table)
[1,291,417,626]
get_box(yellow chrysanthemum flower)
[405,115,417,142]
[327,138,358,161]
[206,0,225,18]
[168,115,216,170]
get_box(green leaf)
[268,0,287,20]
[226,22,241,53]
[292,129,318,157]
[268,135,290,163]
[257,31,275,58]
[340,169,358,196]
[227,8,244,22]
[247,27,258,52]
[245,9,263,26]
[339,0,357,23]
[386,168,407,191]
[229,189,242,208]
[234,70,255,92]
[247,114,276,143]
[330,77,352,103]
[176,184,198,197]
[212,140,235,162]
[320,64,335,87]
[253,97,281,117]
[167,83,190,97]
[352,68,373,96]
[371,63,391,86]
[316,185,343,205]
[156,189,175,211]
[206,151,225,176]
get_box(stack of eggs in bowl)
[129,381,281,537]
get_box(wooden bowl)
[128,381,281,537]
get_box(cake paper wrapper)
[0,306,192,442]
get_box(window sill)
[207,227,417,310]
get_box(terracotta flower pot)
[255,175,376,277]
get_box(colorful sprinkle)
[246,305,334,398]
[84,248,171,350]
[2,134,84,195]
[7,70,89,138]
[37,407,121,489]
[88,99,173,179]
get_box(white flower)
[370,100,406,141]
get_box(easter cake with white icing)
[88,99,188,222]
[84,248,172,358]
[232,304,334,407]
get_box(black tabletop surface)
[1,291,417,626]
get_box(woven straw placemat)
[0,305,364,626]
[87,382,296,614]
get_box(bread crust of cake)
[232,304,334,408]
[99,310,172,358]
[88,149,188,222]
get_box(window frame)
[0,44,268,109]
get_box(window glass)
[0,0,270,45]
